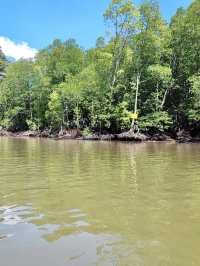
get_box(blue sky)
[0,0,191,59]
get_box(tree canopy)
[0,0,199,136]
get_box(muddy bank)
[176,129,200,143]
[0,129,178,142]
[1,128,199,143]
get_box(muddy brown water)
[0,138,200,266]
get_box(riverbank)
[1,128,199,143]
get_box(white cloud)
[0,36,37,60]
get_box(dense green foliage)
[0,0,200,134]
[0,47,6,81]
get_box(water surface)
[0,138,200,266]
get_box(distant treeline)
[0,0,200,135]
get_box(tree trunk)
[134,74,140,114]
[131,73,140,131]
[160,89,168,110]
[76,102,80,129]
[156,82,159,111]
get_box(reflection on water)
[0,138,200,266]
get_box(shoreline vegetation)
[0,128,199,143]
[0,0,200,142]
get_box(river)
[0,138,200,266]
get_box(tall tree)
[104,0,139,89]
[36,39,84,85]
[127,0,171,130]
[170,0,200,126]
